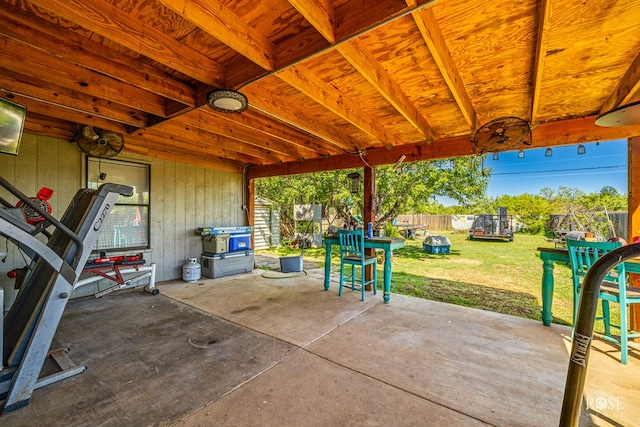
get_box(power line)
[491,165,625,176]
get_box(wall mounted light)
[518,150,525,159]
[577,144,586,155]
[545,148,553,157]
[492,152,499,160]
[207,89,248,113]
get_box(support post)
[246,174,255,250]
[628,136,640,331]
[363,165,375,288]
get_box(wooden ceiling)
[2,0,640,177]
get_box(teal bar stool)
[567,238,640,364]
[338,229,377,301]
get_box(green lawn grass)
[256,231,602,329]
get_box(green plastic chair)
[338,229,377,301]
[566,238,640,364]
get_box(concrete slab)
[305,294,569,426]
[175,350,489,427]
[0,290,296,427]
[159,269,380,347]
[2,266,639,426]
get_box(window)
[86,157,150,252]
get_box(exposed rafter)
[288,0,335,43]
[0,0,638,174]
[158,0,276,72]
[277,65,401,149]
[410,7,479,131]
[0,5,196,107]
[337,39,436,141]
[243,82,369,153]
[28,0,226,86]
[530,0,552,126]
[1,38,168,117]
[599,51,640,115]
[249,116,640,179]
[0,74,148,128]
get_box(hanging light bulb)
[577,144,586,155]
[492,152,499,160]
[545,148,553,157]
[518,150,525,159]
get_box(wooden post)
[246,174,255,249]
[628,136,640,331]
[363,165,375,289]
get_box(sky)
[440,138,628,205]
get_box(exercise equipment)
[76,253,157,298]
[0,175,133,413]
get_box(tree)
[495,193,551,234]
[255,156,489,236]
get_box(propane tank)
[182,257,201,282]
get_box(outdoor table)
[537,246,640,326]
[323,235,405,303]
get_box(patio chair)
[338,229,377,301]
[566,238,640,364]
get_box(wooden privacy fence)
[395,215,453,230]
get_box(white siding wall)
[0,133,244,303]
[254,204,272,250]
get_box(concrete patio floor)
[1,264,638,426]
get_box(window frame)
[85,157,151,253]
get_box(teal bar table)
[538,247,569,326]
[324,235,405,303]
[538,246,640,326]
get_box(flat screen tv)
[0,97,27,156]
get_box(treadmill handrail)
[0,176,84,263]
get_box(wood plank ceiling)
[1,0,640,177]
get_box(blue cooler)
[229,233,251,252]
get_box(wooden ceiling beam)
[143,118,293,164]
[338,39,436,141]
[287,0,335,43]
[124,143,243,173]
[28,0,225,87]
[411,7,479,131]
[599,51,640,115]
[277,65,401,149]
[530,0,552,126]
[0,4,195,106]
[0,37,168,117]
[128,130,267,166]
[1,93,130,136]
[178,110,319,160]
[242,81,368,152]
[334,0,410,41]
[22,113,76,141]
[158,0,275,71]
[202,108,343,157]
[248,116,640,178]
[0,70,148,128]
[151,113,297,163]
[229,2,434,88]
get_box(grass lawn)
[256,231,589,328]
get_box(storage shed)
[254,197,280,250]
